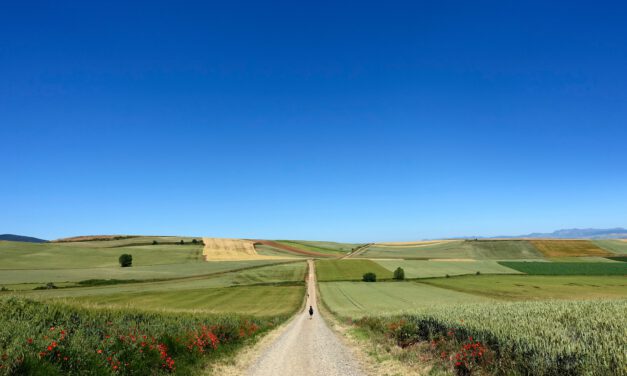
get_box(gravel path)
[246,260,364,376]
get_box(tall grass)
[0,297,284,375]
[356,299,627,376]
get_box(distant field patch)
[359,240,543,260]
[319,281,492,317]
[499,261,627,275]
[422,275,627,300]
[255,244,310,258]
[375,260,521,278]
[606,256,627,262]
[274,240,356,256]
[593,239,627,254]
[316,260,393,281]
[202,238,287,260]
[529,240,610,257]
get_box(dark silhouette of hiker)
[308,305,314,319]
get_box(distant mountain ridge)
[450,228,627,240]
[0,234,48,243]
[519,228,627,239]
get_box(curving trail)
[246,260,364,376]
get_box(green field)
[69,285,304,316]
[0,240,203,269]
[375,259,521,278]
[53,236,202,248]
[16,262,307,298]
[0,259,285,287]
[319,281,492,317]
[422,275,627,300]
[594,239,627,254]
[315,259,393,281]
[499,261,627,275]
[358,240,544,259]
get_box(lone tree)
[393,267,405,280]
[152,240,158,245]
[362,272,377,282]
[180,239,184,245]
[119,254,133,267]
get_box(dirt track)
[246,260,364,376]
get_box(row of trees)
[362,267,405,282]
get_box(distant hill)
[0,234,48,243]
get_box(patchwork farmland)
[0,235,626,375]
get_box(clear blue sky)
[1,1,626,241]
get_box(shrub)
[152,240,158,245]
[476,271,481,275]
[362,272,377,282]
[180,240,184,245]
[393,267,405,280]
[118,254,133,267]
[192,239,198,244]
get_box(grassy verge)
[351,300,627,376]
[0,297,286,375]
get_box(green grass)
[0,240,203,269]
[359,240,544,259]
[0,260,285,287]
[593,239,627,254]
[356,299,627,376]
[9,262,307,297]
[499,261,627,275]
[319,281,492,317]
[422,275,627,300]
[274,240,357,256]
[68,285,305,316]
[315,259,393,281]
[375,260,521,278]
[0,297,284,375]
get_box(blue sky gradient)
[1,1,626,241]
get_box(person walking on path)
[308,305,314,319]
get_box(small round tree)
[393,267,405,280]
[119,254,133,267]
[152,240,158,245]
[180,240,184,245]
[362,272,377,282]
[192,239,198,244]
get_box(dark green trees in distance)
[393,267,405,280]
[119,254,133,267]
